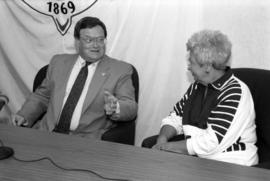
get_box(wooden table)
[0,125,269,181]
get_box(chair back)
[33,65,49,92]
[132,65,139,103]
[233,68,270,163]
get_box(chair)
[33,65,49,92]
[233,68,270,169]
[33,64,139,145]
[142,68,270,168]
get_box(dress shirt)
[61,56,98,130]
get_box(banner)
[1,0,270,145]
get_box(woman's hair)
[74,16,107,39]
[186,30,232,70]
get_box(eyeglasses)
[80,36,106,45]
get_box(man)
[142,30,258,166]
[12,16,137,139]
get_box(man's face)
[187,53,212,85]
[76,25,106,62]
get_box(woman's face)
[187,53,213,85]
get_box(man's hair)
[74,16,107,39]
[186,30,232,70]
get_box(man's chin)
[84,54,104,62]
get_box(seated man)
[143,30,258,166]
[12,16,137,139]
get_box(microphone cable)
[0,139,132,181]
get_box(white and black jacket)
[161,68,258,166]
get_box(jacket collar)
[196,67,233,90]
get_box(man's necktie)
[53,61,91,134]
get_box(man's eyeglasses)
[80,36,106,45]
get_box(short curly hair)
[186,30,232,70]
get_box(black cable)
[12,156,132,181]
[1,139,131,181]
[160,148,185,154]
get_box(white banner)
[1,0,270,145]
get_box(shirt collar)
[77,55,99,67]
[210,67,233,90]
[195,67,233,90]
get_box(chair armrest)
[141,134,185,148]
[254,161,270,169]
[101,120,136,145]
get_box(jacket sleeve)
[161,83,197,134]
[17,57,56,125]
[114,64,138,121]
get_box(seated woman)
[142,30,258,166]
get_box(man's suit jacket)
[18,54,137,139]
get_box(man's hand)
[11,114,28,127]
[104,91,119,118]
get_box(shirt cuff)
[115,101,120,114]
[160,112,183,135]
[186,138,196,155]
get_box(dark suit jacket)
[18,54,137,139]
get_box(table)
[0,125,269,181]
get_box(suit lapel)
[82,56,110,113]
[54,55,78,121]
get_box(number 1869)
[47,1,75,15]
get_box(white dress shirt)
[61,56,98,130]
